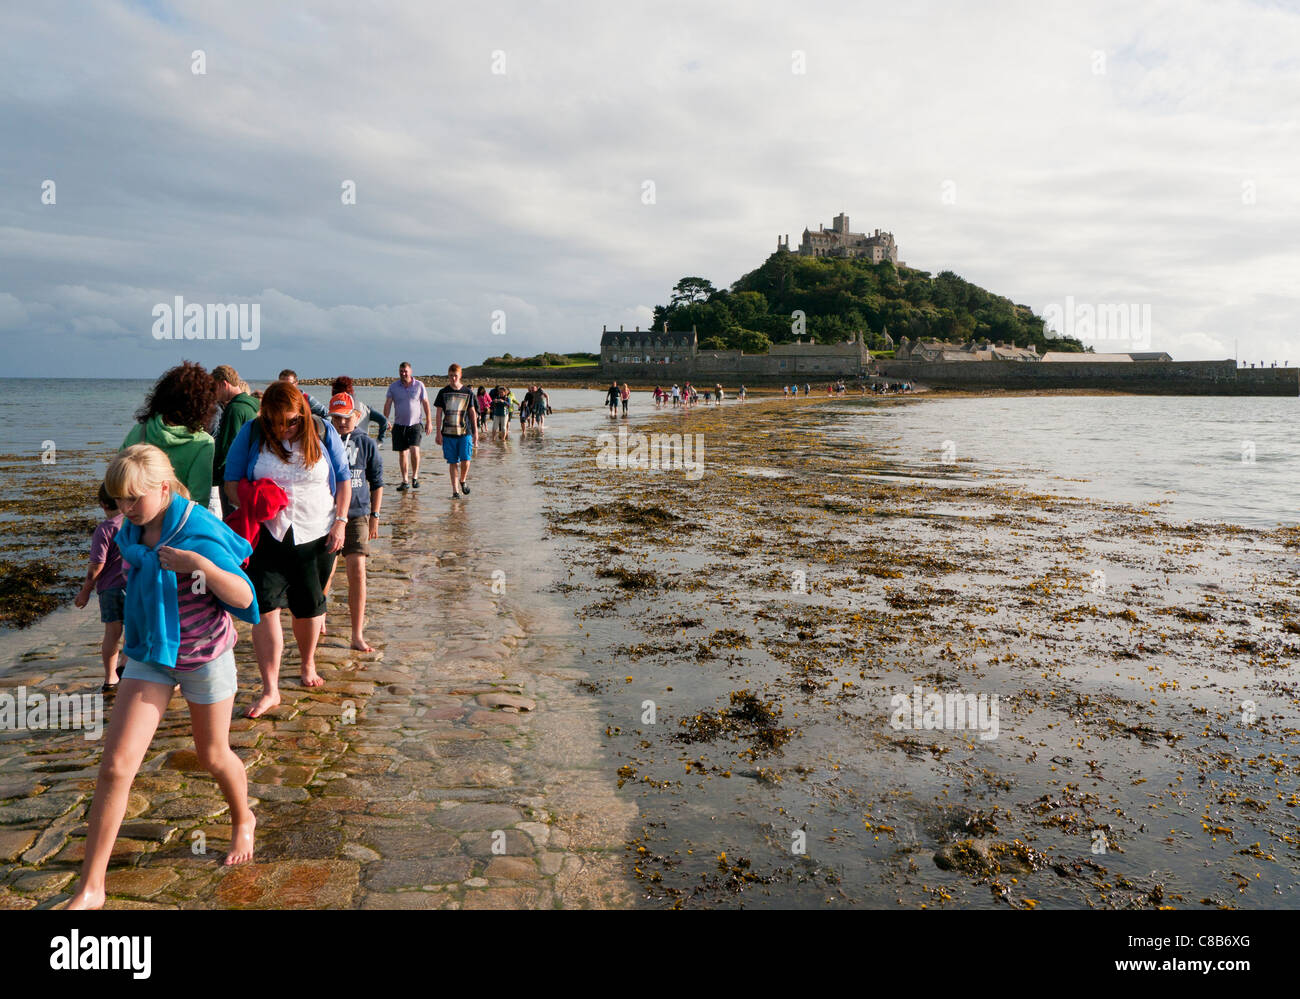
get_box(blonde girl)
[67,445,259,909]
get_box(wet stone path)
[0,441,635,909]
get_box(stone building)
[599,325,698,367]
[776,212,902,265]
[599,325,871,381]
[895,336,1039,362]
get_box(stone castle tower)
[778,211,901,265]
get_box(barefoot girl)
[67,444,259,909]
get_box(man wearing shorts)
[434,364,478,499]
[325,392,383,652]
[384,362,431,491]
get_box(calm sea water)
[3,379,1297,529]
[827,394,1300,529]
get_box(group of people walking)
[648,382,744,409]
[65,358,537,909]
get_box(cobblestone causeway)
[0,445,636,909]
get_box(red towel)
[224,479,289,559]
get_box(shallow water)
[826,394,1300,529]
[6,380,1297,531]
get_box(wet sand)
[540,395,1300,908]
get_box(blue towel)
[116,495,259,668]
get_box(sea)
[5,379,1297,531]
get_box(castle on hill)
[777,212,902,265]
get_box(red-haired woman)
[223,381,351,717]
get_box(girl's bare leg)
[188,697,256,865]
[248,611,283,718]
[66,678,171,909]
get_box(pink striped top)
[171,573,236,670]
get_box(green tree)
[732,329,771,353]
[670,277,716,307]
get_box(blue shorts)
[120,647,238,705]
[442,435,473,464]
[97,586,126,624]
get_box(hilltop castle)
[777,212,902,265]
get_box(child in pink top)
[74,484,127,690]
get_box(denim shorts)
[442,434,473,464]
[120,646,238,705]
[97,586,126,624]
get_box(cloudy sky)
[2,0,1297,378]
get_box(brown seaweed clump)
[0,559,69,629]
[676,689,793,756]
[933,838,1048,877]
[597,566,658,590]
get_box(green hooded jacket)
[122,414,215,505]
[213,392,259,483]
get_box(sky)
[2,0,1299,379]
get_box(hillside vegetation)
[650,252,1085,354]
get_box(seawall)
[874,359,1299,396]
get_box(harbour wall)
[873,359,1300,396]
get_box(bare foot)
[66,886,106,910]
[247,690,280,718]
[350,636,373,652]
[300,665,325,688]
[225,812,256,866]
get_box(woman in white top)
[223,381,351,718]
